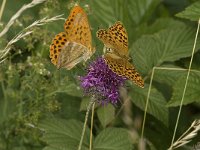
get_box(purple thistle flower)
[80,57,127,104]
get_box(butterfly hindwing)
[104,53,144,88]
[103,53,124,75]
[123,59,144,88]
[57,42,88,70]
[50,32,68,65]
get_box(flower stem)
[89,102,95,150]
[78,96,95,150]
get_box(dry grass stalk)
[0,0,47,38]
[168,120,200,150]
[0,15,64,63]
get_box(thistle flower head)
[80,57,127,104]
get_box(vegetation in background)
[0,0,200,150]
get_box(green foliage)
[130,23,200,75]
[93,128,133,150]
[176,0,200,21]
[1,0,200,150]
[130,84,168,126]
[153,65,187,86]
[127,0,160,25]
[40,118,132,150]
[168,71,200,106]
[97,104,115,128]
[39,119,90,150]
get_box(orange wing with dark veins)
[104,53,144,88]
[49,5,95,70]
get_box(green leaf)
[0,98,17,123]
[168,71,200,106]
[126,0,160,42]
[129,85,168,126]
[91,0,116,25]
[153,65,187,86]
[91,0,160,26]
[97,104,115,128]
[39,118,90,150]
[94,128,133,150]
[57,95,84,120]
[146,18,185,34]
[127,0,160,25]
[56,82,83,97]
[91,0,160,45]
[176,1,200,21]
[80,97,91,111]
[130,24,200,75]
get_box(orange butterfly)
[97,21,144,88]
[50,4,95,70]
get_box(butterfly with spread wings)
[97,21,144,88]
[50,4,95,70]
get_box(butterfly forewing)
[108,21,128,56]
[96,21,128,58]
[64,5,93,52]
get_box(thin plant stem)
[78,96,95,150]
[0,0,7,22]
[154,66,200,74]
[141,67,155,139]
[169,18,200,150]
[89,102,95,150]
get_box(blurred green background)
[0,0,200,150]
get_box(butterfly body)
[50,5,95,70]
[97,22,144,88]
